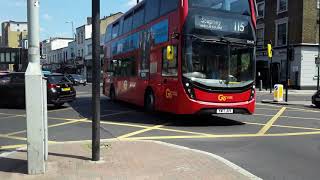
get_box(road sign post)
[92,0,101,161]
[285,45,293,102]
[316,57,320,90]
[26,0,48,174]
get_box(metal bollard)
[259,80,263,91]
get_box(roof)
[2,21,28,25]
[101,12,123,20]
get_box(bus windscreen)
[189,0,251,16]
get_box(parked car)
[0,71,9,76]
[0,72,76,108]
[66,74,87,86]
[45,73,77,107]
[42,70,51,76]
[0,72,25,107]
[312,90,320,108]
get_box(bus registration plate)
[217,109,234,114]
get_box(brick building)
[256,0,319,89]
[1,21,28,48]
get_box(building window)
[0,53,5,62]
[80,31,84,44]
[257,1,265,19]
[77,33,80,44]
[275,18,288,47]
[315,66,319,79]
[256,26,264,48]
[88,44,92,55]
[277,0,288,13]
[6,53,10,63]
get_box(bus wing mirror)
[167,45,174,61]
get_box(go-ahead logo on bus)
[166,89,178,99]
[218,94,233,102]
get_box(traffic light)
[267,44,273,58]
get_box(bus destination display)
[195,15,248,34]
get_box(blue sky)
[0,0,136,40]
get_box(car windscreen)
[47,75,70,84]
[71,74,83,79]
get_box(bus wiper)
[187,35,251,47]
[184,34,221,43]
[219,37,250,46]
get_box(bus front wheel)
[144,90,155,112]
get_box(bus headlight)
[249,85,255,101]
[183,78,196,100]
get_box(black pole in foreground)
[318,7,320,91]
[270,56,273,94]
[285,19,292,102]
[92,0,101,161]
[317,66,319,91]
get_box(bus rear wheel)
[144,90,155,112]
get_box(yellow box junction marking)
[0,144,26,150]
[258,107,287,135]
[117,124,168,139]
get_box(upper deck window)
[123,14,133,34]
[189,0,251,16]
[133,6,145,29]
[160,0,179,15]
[112,23,120,39]
[145,0,160,23]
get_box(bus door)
[134,31,152,105]
[159,46,179,113]
[140,31,151,80]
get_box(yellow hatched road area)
[1,104,320,151]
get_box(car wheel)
[144,90,155,112]
[54,103,64,108]
[315,102,320,108]
[83,82,87,86]
[109,87,116,102]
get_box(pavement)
[0,140,260,180]
[261,99,313,107]
[256,88,316,107]
[256,89,316,95]
[1,85,320,179]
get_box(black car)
[0,72,76,108]
[312,90,320,108]
[0,72,26,107]
[66,74,87,86]
[45,73,76,107]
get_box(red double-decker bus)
[103,0,257,115]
